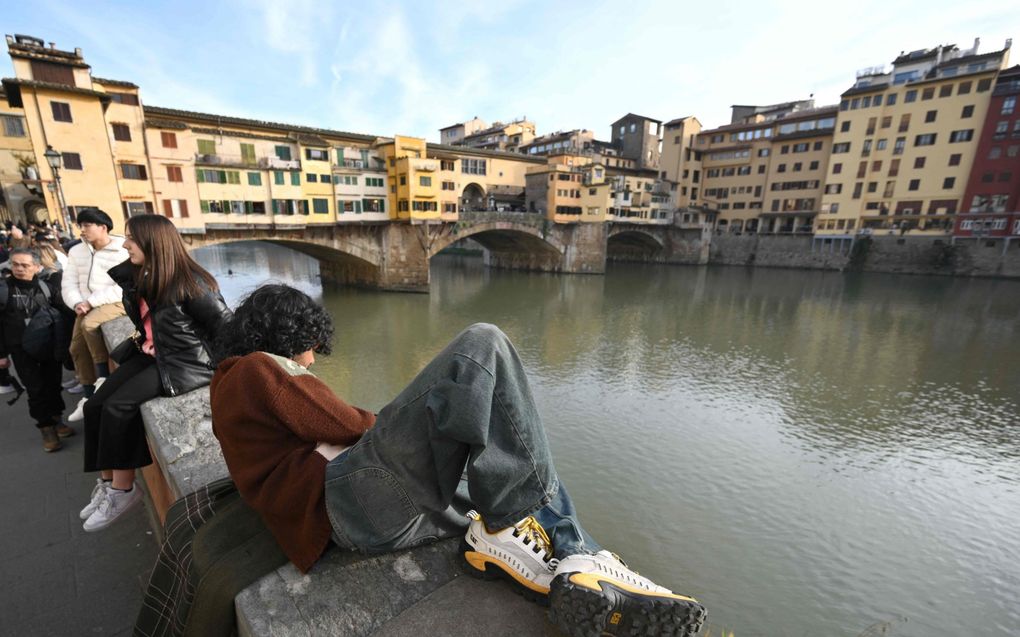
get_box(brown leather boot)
[41,426,63,452]
[55,423,76,438]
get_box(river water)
[194,242,1020,637]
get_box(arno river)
[195,242,1020,637]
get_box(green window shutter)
[291,172,300,186]
[355,200,362,213]
[228,171,240,184]
[196,169,205,183]
[336,148,344,163]
[198,139,216,155]
[240,143,256,164]
[248,172,261,186]
[275,145,291,161]
[275,171,284,185]
[200,200,210,213]
[360,149,368,165]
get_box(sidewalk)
[0,377,158,637]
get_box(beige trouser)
[69,302,126,386]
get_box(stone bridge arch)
[606,226,665,260]
[429,221,566,258]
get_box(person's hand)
[0,357,9,369]
[75,301,92,316]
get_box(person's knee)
[463,322,506,343]
[80,309,107,332]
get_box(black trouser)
[10,347,64,428]
[83,353,161,472]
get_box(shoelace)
[512,516,554,563]
[95,491,116,516]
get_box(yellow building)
[819,40,1012,236]
[660,116,703,209]
[0,85,46,225]
[143,115,203,233]
[94,77,155,219]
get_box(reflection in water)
[194,242,1020,637]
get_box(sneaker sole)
[548,573,707,637]
[57,429,75,439]
[459,538,551,606]
[43,445,62,453]
[83,494,142,532]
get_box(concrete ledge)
[99,317,552,636]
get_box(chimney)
[49,42,55,49]
[935,45,943,66]
[973,37,981,54]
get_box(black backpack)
[0,277,72,361]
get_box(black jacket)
[109,259,231,397]
[0,271,70,359]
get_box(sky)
[5,0,1019,141]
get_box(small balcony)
[259,156,301,171]
[195,153,259,169]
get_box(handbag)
[109,332,142,365]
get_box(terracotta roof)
[612,113,662,125]
[8,46,89,68]
[664,116,700,128]
[191,126,291,143]
[294,133,330,148]
[92,77,139,89]
[1,78,112,107]
[145,105,379,143]
[145,117,188,130]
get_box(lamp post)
[43,145,72,237]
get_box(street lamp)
[43,145,73,237]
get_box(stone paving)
[0,375,158,637]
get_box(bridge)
[181,212,705,292]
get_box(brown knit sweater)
[210,352,375,572]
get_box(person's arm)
[85,280,125,308]
[184,289,232,338]
[61,251,84,309]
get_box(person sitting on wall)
[61,208,128,421]
[210,285,707,637]
[0,248,75,451]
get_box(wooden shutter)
[180,200,189,218]
[161,132,177,148]
[163,200,173,217]
[31,61,75,85]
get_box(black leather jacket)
[109,259,231,397]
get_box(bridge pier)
[319,223,430,292]
[484,223,607,274]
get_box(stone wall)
[708,234,850,270]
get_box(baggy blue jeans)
[324,323,598,559]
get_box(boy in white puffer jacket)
[61,209,127,405]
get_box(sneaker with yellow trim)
[549,550,707,636]
[460,510,558,604]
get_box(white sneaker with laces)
[79,479,109,520]
[62,377,80,389]
[83,483,142,532]
[66,383,84,394]
[549,550,706,637]
[461,510,558,601]
[0,384,14,395]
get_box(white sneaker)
[62,377,80,389]
[0,384,14,395]
[66,383,84,394]
[79,478,109,520]
[461,510,558,601]
[549,550,706,637]
[83,483,142,532]
[67,397,87,422]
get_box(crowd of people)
[1,210,706,636]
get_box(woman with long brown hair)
[79,214,231,531]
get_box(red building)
[955,65,1020,238]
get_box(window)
[867,182,878,193]
[305,148,329,161]
[884,181,895,198]
[290,172,300,186]
[925,110,937,123]
[898,114,911,132]
[1,115,25,137]
[887,93,897,106]
[825,183,842,194]
[110,123,131,141]
[778,164,787,173]
[876,139,887,151]
[949,129,973,143]
[306,173,318,183]
[914,134,936,146]
[862,139,872,156]
[1008,145,1019,158]
[399,175,406,185]
[889,159,900,176]
[960,105,974,119]
[871,160,882,172]
[120,164,147,180]
[62,152,82,170]
[880,116,892,130]
[921,87,935,100]
[51,101,72,122]
[832,162,842,174]
[312,198,329,214]
[758,165,766,174]
[247,172,262,186]
[977,78,992,92]
[867,117,877,134]
[275,145,292,161]
[420,176,432,187]
[943,177,955,189]
[958,81,972,94]
[939,84,953,98]
[948,153,961,166]
[914,157,926,169]
[240,143,256,165]
[893,138,905,155]
[852,183,862,199]
[162,199,190,219]
[274,171,284,185]
[857,161,867,178]
[441,160,455,171]
[461,158,486,175]
[366,177,384,187]
[160,131,178,148]
[813,141,823,151]
[904,90,917,103]
[989,146,1003,159]
[840,121,851,133]
[363,198,385,213]
[1003,96,1017,115]
[197,139,216,155]
[320,174,329,182]
[793,162,803,171]
[810,160,820,170]
[832,142,850,153]
[758,148,770,157]
[166,166,183,182]
[982,172,995,183]
[107,92,139,106]
[908,179,920,191]
[999,171,1012,182]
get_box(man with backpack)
[0,248,74,451]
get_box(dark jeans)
[324,323,599,559]
[10,347,64,428]
[83,353,160,472]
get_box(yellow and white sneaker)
[549,550,707,636]
[460,510,558,604]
